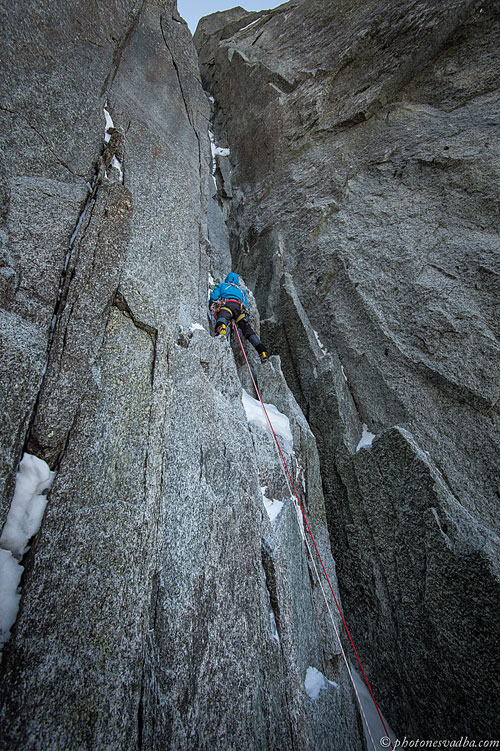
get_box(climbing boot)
[260,351,269,364]
[217,323,227,337]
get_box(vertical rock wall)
[0,1,362,749]
[196,0,500,740]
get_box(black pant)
[215,301,265,355]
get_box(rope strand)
[231,322,394,750]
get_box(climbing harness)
[210,298,250,343]
[231,320,395,751]
[210,298,248,321]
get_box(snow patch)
[189,322,205,333]
[1,454,55,558]
[304,666,339,700]
[356,424,376,452]
[103,105,114,143]
[239,17,261,33]
[242,390,293,453]
[208,130,216,169]
[260,486,284,524]
[110,155,123,182]
[0,549,23,650]
[313,329,328,355]
[208,130,230,173]
[0,454,55,651]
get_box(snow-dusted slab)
[242,389,293,452]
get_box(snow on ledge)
[110,155,123,183]
[103,104,114,144]
[1,454,55,558]
[189,322,205,334]
[356,424,376,452]
[0,454,55,651]
[313,329,328,356]
[208,130,231,173]
[0,550,22,651]
[304,666,339,700]
[239,17,261,33]
[261,486,284,524]
[242,390,293,452]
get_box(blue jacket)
[209,272,248,307]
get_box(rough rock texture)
[141,342,361,750]
[0,1,362,749]
[196,0,500,740]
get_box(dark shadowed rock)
[335,425,500,737]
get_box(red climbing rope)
[231,321,395,750]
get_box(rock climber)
[209,272,269,363]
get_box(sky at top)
[177,0,285,34]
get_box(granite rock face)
[0,1,362,749]
[2,0,499,745]
[197,0,500,739]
